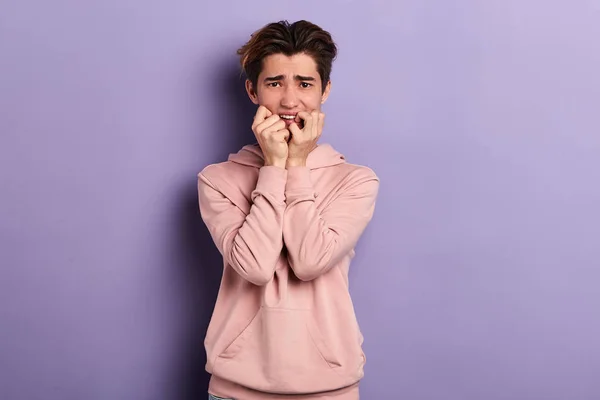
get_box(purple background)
[1,0,600,399]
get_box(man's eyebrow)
[263,74,316,82]
[264,75,284,82]
[295,75,316,81]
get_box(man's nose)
[280,85,298,108]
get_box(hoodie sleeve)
[283,166,379,281]
[198,166,287,286]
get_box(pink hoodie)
[197,143,379,399]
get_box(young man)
[197,20,379,400]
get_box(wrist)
[264,158,287,169]
[286,157,307,168]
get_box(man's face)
[246,53,331,129]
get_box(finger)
[289,122,302,138]
[317,112,325,138]
[297,111,313,133]
[265,119,286,134]
[297,111,310,125]
[273,128,290,142]
[256,115,281,133]
[252,106,272,128]
[310,111,320,137]
[253,106,268,125]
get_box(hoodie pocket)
[215,307,349,393]
[305,316,343,368]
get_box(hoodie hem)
[208,375,360,400]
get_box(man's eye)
[300,82,312,88]
[268,82,280,87]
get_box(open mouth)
[279,114,304,129]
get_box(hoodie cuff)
[253,166,288,204]
[285,166,315,203]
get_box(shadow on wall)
[171,55,256,400]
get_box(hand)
[287,110,324,168]
[251,106,290,168]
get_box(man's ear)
[321,80,332,104]
[245,79,259,105]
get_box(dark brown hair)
[237,20,338,93]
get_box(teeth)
[280,115,295,120]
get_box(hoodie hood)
[228,143,346,170]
